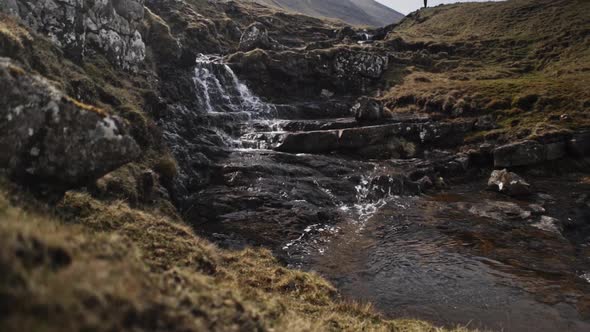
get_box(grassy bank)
[0,185,470,331]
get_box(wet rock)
[352,97,389,122]
[487,169,532,197]
[0,58,139,186]
[239,22,276,52]
[493,140,545,167]
[532,216,563,235]
[320,89,335,99]
[459,200,532,221]
[545,140,567,160]
[417,176,433,190]
[228,47,387,98]
[275,121,471,154]
[567,131,590,157]
[536,193,556,203]
[528,204,546,215]
[276,131,339,154]
[3,0,146,69]
[434,177,448,189]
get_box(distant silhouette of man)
[424,0,427,8]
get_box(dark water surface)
[303,179,590,331]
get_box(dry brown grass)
[379,0,590,144]
[0,188,473,332]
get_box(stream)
[163,55,590,331]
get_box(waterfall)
[193,54,275,118]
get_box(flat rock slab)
[274,121,472,154]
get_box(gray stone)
[2,0,146,70]
[493,140,545,167]
[334,51,388,79]
[239,22,274,52]
[352,96,386,122]
[0,58,140,186]
[457,199,532,221]
[528,204,546,215]
[487,169,532,197]
[532,216,563,235]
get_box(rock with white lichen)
[0,58,140,186]
[487,169,532,197]
[239,22,275,52]
[1,0,146,70]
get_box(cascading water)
[192,54,279,149]
[193,54,275,118]
[283,169,405,266]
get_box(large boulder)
[239,22,275,52]
[487,169,532,197]
[493,140,545,167]
[0,58,140,186]
[228,47,388,98]
[2,0,146,69]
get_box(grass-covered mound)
[381,0,589,143]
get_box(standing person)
[424,0,428,8]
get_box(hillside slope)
[378,0,590,143]
[253,0,404,26]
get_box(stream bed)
[302,180,590,331]
[171,55,590,332]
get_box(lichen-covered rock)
[239,22,274,52]
[2,0,146,70]
[334,51,388,80]
[0,58,140,186]
[487,169,532,197]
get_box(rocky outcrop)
[228,47,388,99]
[2,0,146,69]
[239,22,276,52]
[487,169,532,197]
[273,121,471,154]
[493,140,549,168]
[492,136,590,168]
[0,58,139,186]
[334,50,388,80]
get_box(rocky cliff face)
[4,0,146,69]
